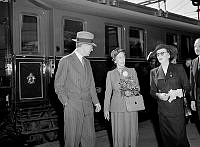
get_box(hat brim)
[147,52,155,60]
[72,39,97,47]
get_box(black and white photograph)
[0,0,200,147]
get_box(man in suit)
[190,38,200,121]
[54,31,101,147]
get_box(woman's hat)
[151,44,178,59]
[111,47,125,61]
[72,31,97,47]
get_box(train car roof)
[30,0,200,33]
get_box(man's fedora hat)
[72,31,97,47]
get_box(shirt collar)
[74,50,83,62]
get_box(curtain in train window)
[129,27,144,58]
[21,15,39,53]
[105,25,123,55]
[166,33,178,47]
[63,19,83,54]
[180,35,190,60]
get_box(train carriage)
[0,0,200,146]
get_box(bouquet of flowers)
[119,70,139,97]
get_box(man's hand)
[191,101,196,111]
[95,103,101,112]
[104,111,110,121]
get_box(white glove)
[168,89,183,103]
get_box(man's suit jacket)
[190,57,199,101]
[104,67,140,112]
[54,52,99,115]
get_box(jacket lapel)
[71,53,85,74]
[157,65,165,80]
[114,68,123,89]
[193,57,198,81]
[83,57,88,82]
[165,63,174,79]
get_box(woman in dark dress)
[150,44,190,147]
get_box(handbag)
[125,94,145,112]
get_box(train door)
[12,0,59,146]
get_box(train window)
[166,33,178,46]
[180,35,190,60]
[63,19,83,54]
[105,25,123,55]
[129,27,145,58]
[21,15,39,53]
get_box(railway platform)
[35,119,200,147]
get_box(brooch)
[122,70,128,77]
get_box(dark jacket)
[150,63,190,116]
[190,57,199,101]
